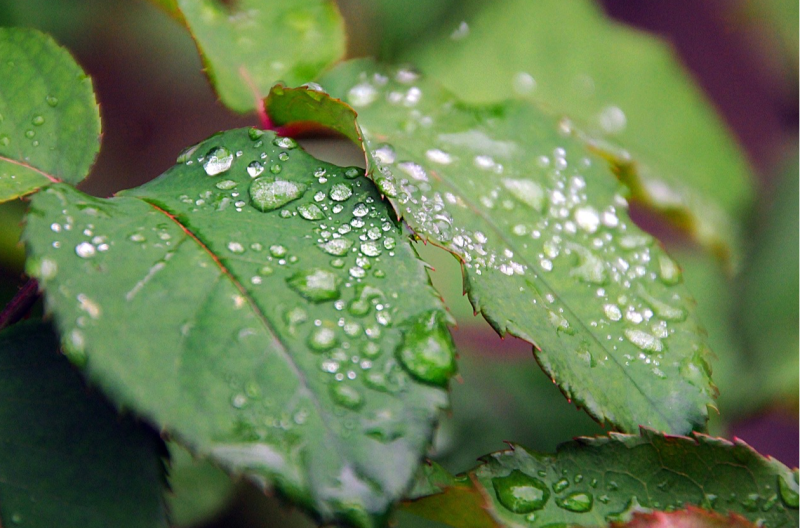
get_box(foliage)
[0,2,796,528]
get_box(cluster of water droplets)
[0,94,59,153]
[342,66,703,385]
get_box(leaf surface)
[160,0,345,113]
[611,508,758,528]
[404,429,800,528]
[0,320,167,528]
[269,63,716,435]
[406,0,752,265]
[0,28,99,203]
[23,128,454,528]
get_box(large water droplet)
[247,161,264,177]
[319,238,353,256]
[556,491,593,513]
[330,383,363,410]
[203,146,234,176]
[249,177,307,212]
[75,242,96,258]
[297,203,324,220]
[779,471,799,508]
[395,311,455,387]
[553,478,570,493]
[492,470,550,513]
[273,136,298,149]
[624,328,663,353]
[329,182,353,202]
[287,269,340,302]
[308,325,337,351]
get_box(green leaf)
[269,62,716,435]
[23,128,454,528]
[0,27,100,203]
[159,0,345,113]
[738,157,799,410]
[406,0,753,266]
[404,429,800,528]
[0,320,167,528]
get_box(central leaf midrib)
[141,199,348,473]
[384,154,677,430]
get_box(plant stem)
[0,279,39,330]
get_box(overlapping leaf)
[152,0,345,113]
[403,429,799,528]
[0,320,167,528]
[23,128,455,528]
[406,0,753,266]
[267,61,716,435]
[0,27,100,203]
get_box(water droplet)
[75,242,96,258]
[598,105,627,135]
[360,241,382,257]
[46,95,59,107]
[247,161,264,177]
[215,180,237,190]
[330,383,363,410]
[556,492,593,513]
[287,269,340,302]
[25,130,35,139]
[398,161,428,182]
[396,311,455,387]
[308,325,337,351]
[231,393,248,408]
[574,206,600,233]
[297,203,324,220]
[348,82,378,107]
[425,149,453,165]
[31,115,45,126]
[502,179,544,211]
[658,255,682,285]
[548,310,574,335]
[570,245,607,285]
[10,513,22,525]
[319,238,353,256]
[779,472,799,508]
[227,241,245,254]
[329,182,353,201]
[248,128,265,140]
[344,167,362,179]
[603,304,622,321]
[353,203,369,217]
[553,478,570,493]
[270,164,283,174]
[0,134,9,147]
[273,136,298,149]
[269,245,287,258]
[203,146,234,176]
[249,177,307,212]
[512,72,536,95]
[624,328,663,353]
[742,493,761,512]
[492,470,550,513]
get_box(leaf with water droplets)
[406,0,752,267]
[22,128,454,528]
[0,320,167,528]
[268,63,716,435]
[403,429,799,528]
[153,0,345,113]
[0,28,100,203]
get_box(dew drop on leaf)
[297,203,324,220]
[319,238,353,256]
[308,326,337,351]
[556,491,593,513]
[249,177,307,212]
[247,161,264,177]
[395,310,455,386]
[74,241,96,258]
[329,182,353,202]
[779,472,799,508]
[491,470,550,513]
[203,146,234,176]
[502,178,544,211]
[287,269,341,302]
[273,136,298,150]
[330,383,363,410]
[553,478,570,493]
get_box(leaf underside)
[23,128,455,528]
[406,0,752,266]
[0,27,100,203]
[268,61,716,436]
[404,429,799,528]
[165,0,346,113]
[0,320,167,528]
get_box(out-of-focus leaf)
[269,64,716,435]
[0,27,100,202]
[152,0,345,113]
[0,320,167,528]
[23,129,454,528]
[406,0,753,267]
[739,157,799,410]
[166,443,237,528]
[611,507,758,528]
[405,429,799,528]
[0,200,26,271]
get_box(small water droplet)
[308,325,337,351]
[556,492,593,513]
[348,82,378,107]
[75,242,96,258]
[779,471,799,508]
[502,179,544,211]
[553,478,570,493]
[512,72,536,95]
[492,470,550,513]
[25,130,35,139]
[396,310,455,387]
[249,177,307,212]
[0,134,9,147]
[46,95,59,107]
[248,128,265,140]
[329,182,353,201]
[344,167,362,179]
[203,146,234,176]
[215,180,237,190]
[658,255,682,285]
[31,115,45,126]
[227,241,245,254]
[360,241,382,257]
[273,136,298,149]
[287,269,340,302]
[330,383,363,410]
[319,238,353,256]
[624,328,663,353]
[297,203,324,220]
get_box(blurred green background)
[0,0,796,527]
